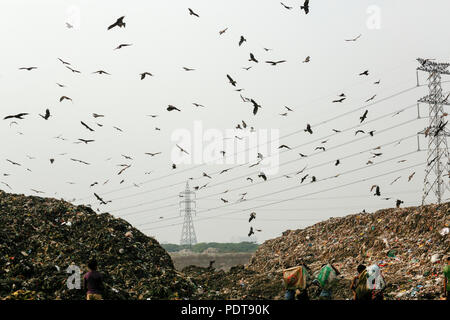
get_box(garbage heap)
[0,190,195,300]
[247,202,449,300]
[181,265,284,300]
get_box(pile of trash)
[182,265,284,300]
[0,190,194,300]
[248,203,449,300]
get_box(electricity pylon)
[179,181,197,246]
[417,58,450,204]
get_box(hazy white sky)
[1,0,450,244]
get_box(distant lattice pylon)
[179,181,197,246]
[417,58,450,204]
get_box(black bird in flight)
[365,95,376,103]
[219,27,228,35]
[250,99,262,115]
[280,2,293,9]
[78,139,95,144]
[435,121,448,137]
[248,227,254,237]
[118,165,131,175]
[6,159,21,166]
[188,8,199,17]
[227,74,237,87]
[66,66,81,73]
[70,158,90,165]
[258,172,267,181]
[177,144,190,155]
[140,72,153,80]
[360,110,368,123]
[145,152,161,157]
[300,0,310,14]
[396,199,404,208]
[355,130,365,135]
[40,109,51,120]
[345,34,361,42]
[249,212,256,222]
[333,97,346,103]
[19,67,37,71]
[249,53,258,63]
[60,96,72,102]
[285,106,294,112]
[239,36,247,46]
[115,43,132,50]
[370,185,381,196]
[94,193,110,205]
[265,60,286,66]
[58,58,71,65]
[359,70,369,76]
[81,121,95,132]
[335,159,340,166]
[279,144,291,150]
[4,113,28,120]
[108,16,126,30]
[304,123,313,134]
[93,70,111,75]
[167,105,181,112]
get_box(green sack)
[316,264,337,289]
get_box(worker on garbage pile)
[283,264,310,301]
[350,264,370,300]
[83,259,104,300]
[313,263,340,300]
[444,256,450,300]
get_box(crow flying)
[108,16,126,30]
[300,0,310,14]
[188,8,199,17]
[4,113,28,120]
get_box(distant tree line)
[162,242,259,253]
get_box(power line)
[112,117,420,217]
[76,85,420,202]
[107,104,422,214]
[141,161,425,231]
[137,151,423,230]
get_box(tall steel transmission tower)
[417,58,450,204]
[179,181,197,246]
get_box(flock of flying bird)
[2,2,426,238]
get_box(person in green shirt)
[444,256,450,300]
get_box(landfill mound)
[182,265,284,300]
[247,203,449,300]
[0,190,194,300]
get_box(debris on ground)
[182,265,284,300]
[1,189,448,300]
[247,202,449,300]
[0,190,194,300]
